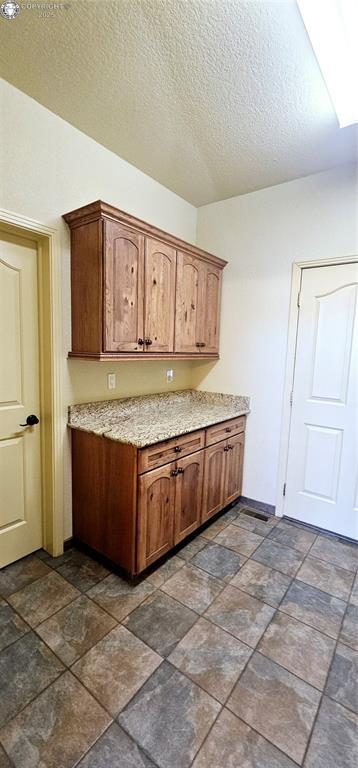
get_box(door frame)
[0,208,64,556]
[276,254,358,518]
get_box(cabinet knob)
[225,427,232,433]
[137,338,144,346]
[174,446,182,453]
[145,338,153,346]
[223,445,229,452]
[177,467,184,474]
[227,444,233,450]
[171,468,179,477]
[195,342,206,348]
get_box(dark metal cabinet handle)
[20,414,39,427]
[223,446,229,452]
[227,445,233,450]
[137,338,144,346]
[225,427,232,433]
[145,338,153,346]
[174,446,182,453]
[177,467,184,474]
[171,468,179,477]
[195,342,206,348]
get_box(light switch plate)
[107,373,116,389]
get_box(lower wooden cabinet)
[71,416,246,575]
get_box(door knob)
[20,414,39,427]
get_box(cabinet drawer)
[138,429,205,474]
[205,416,246,447]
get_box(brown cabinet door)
[175,251,202,353]
[144,238,176,352]
[104,220,144,352]
[201,263,222,354]
[224,432,244,506]
[202,441,226,522]
[174,450,204,544]
[137,462,175,571]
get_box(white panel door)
[0,233,42,567]
[285,263,358,539]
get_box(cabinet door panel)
[202,265,221,354]
[104,221,144,351]
[175,252,202,353]
[202,441,226,522]
[175,450,204,544]
[224,432,244,506]
[137,463,175,571]
[144,238,176,352]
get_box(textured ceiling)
[0,0,357,205]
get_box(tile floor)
[0,503,357,768]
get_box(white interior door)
[0,232,42,567]
[285,262,358,540]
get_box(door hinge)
[283,483,286,497]
[290,390,293,407]
[297,291,301,308]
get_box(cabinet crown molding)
[63,199,227,268]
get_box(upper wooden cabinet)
[63,201,226,360]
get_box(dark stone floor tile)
[258,611,335,689]
[339,604,358,650]
[201,517,231,541]
[88,573,156,621]
[268,520,316,553]
[350,572,358,606]
[191,542,244,582]
[118,662,220,768]
[0,632,64,728]
[36,547,76,569]
[252,539,304,577]
[231,559,291,607]
[192,708,297,768]
[8,572,80,627]
[0,672,111,768]
[232,512,278,538]
[78,722,156,767]
[168,617,252,703]
[214,524,263,557]
[0,599,29,652]
[177,537,207,561]
[0,556,50,597]
[72,625,161,716]
[325,643,358,713]
[161,565,223,614]
[123,591,197,657]
[0,745,11,768]
[280,580,346,638]
[304,696,358,768]
[227,652,320,764]
[146,555,184,587]
[57,550,110,592]
[36,594,117,665]
[205,585,275,647]
[297,556,354,601]
[310,535,358,573]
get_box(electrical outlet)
[166,368,174,383]
[107,373,116,389]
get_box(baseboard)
[238,496,276,517]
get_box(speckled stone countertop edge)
[68,389,250,448]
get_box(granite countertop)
[68,390,250,448]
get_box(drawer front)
[138,429,205,474]
[205,416,246,447]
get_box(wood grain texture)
[138,430,205,474]
[144,238,176,353]
[202,441,226,522]
[174,450,204,544]
[202,263,222,353]
[224,431,244,505]
[71,430,137,572]
[205,416,246,447]
[104,220,144,352]
[137,462,176,571]
[63,200,227,268]
[71,220,103,354]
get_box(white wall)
[0,79,197,538]
[194,164,358,507]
